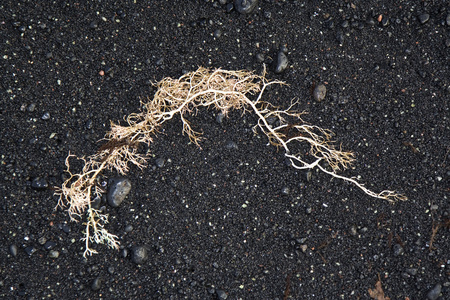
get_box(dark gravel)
[1,1,449,299]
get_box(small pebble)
[418,13,430,24]
[256,53,265,63]
[24,246,37,256]
[41,112,50,120]
[393,243,404,256]
[226,3,234,13]
[274,51,288,73]
[31,177,48,190]
[132,246,149,264]
[313,83,327,102]
[43,241,57,250]
[279,44,288,54]
[216,289,228,300]
[27,103,36,112]
[59,223,71,233]
[225,140,238,150]
[406,268,417,276]
[89,21,98,29]
[48,250,59,258]
[234,0,258,14]
[155,158,165,168]
[9,244,18,256]
[216,112,225,124]
[336,30,344,44]
[213,29,222,38]
[350,225,358,236]
[367,18,375,26]
[107,178,132,207]
[426,283,441,300]
[305,170,312,182]
[85,119,93,129]
[91,196,101,210]
[281,186,290,195]
[91,277,102,291]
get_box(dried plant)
[55,67,407,257]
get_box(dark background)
[1,1,449,299]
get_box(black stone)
[426,284,441,300]
[43,241,57,250]
[91,277,102,291]
[418,13,430,24]
[132,246,149,264]
[24,246,37,256]
[234,0,258,14]
[31,177,49,190]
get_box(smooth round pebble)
[393,243,404,256]
[213,29,222,38]
[48,250,59,258]
[91,277,102,291]
[132,246,149,264]
[216,289,228,300]
[155,157,165,168]
[234,0,258,14]
[281,186,290,195]
[313,83,327,102]
[31,177,49,190]
[426,283,441,300]
[27,103,36,112]
[256,53,265,63]
[275,51,288,73]
[59,223,71,233]
[216,112,225,124]
[107,178,132,207]
[225,140,238,150]
[9,244,18,256]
